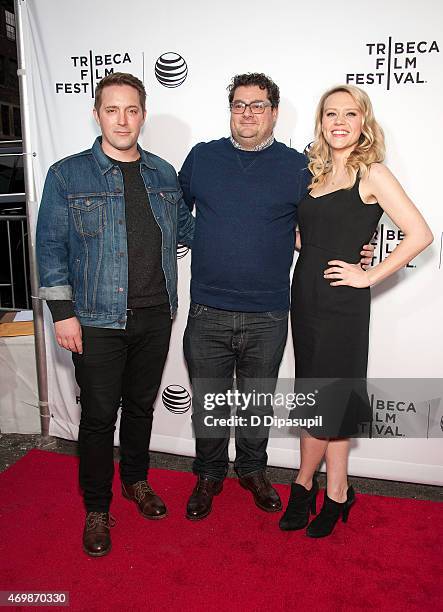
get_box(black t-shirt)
[113,157,168,308]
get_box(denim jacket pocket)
[70,195,107,237]
[156,189,182,229]
[158,189,182,206]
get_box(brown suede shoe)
[122,480,167,519]
[186,475,223,521]
[238,471,282,512]
[82,512,115,557]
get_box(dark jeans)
[183,303,288,481]
[72,305,172,512]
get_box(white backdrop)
[22,0,443,484]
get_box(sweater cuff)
[46,300,76,323]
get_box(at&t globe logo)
[177,243,189,259]
[155,52,188,88]
[162,385,191,413]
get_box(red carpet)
[0,450,441,611]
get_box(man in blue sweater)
[179,73,309,520]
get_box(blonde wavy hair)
[308,85,385,189]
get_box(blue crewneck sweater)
[179,137,309,312]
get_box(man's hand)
[295,230,301,251]
[360,242,375,269]
[54,317,83,353]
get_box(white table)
[0,334,40,433]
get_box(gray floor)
[0,432,441,501]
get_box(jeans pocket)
[266,309,289,321]
[188,302,205,319]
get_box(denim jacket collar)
[91,136,157,174]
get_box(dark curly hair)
[227,73,280,108]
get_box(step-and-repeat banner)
[23,0,442,484]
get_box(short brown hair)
[94,72,146,113]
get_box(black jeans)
[183,303,288,481]
[72,305,172,512]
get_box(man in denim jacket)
[36,73,194,557]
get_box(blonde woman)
[280,85,433,537]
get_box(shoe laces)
[133,481,154,502]
[196,477,217,494]
[252,471,269,491]
[85,512,116,530]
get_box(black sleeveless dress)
[291,178,383,437]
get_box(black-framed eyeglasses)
[230,100,273,114]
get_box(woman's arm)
[324,163,433,288]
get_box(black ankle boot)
[306,485,355,538]
[279,478,319,531]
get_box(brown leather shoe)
[239,471,282,512]
[82,512,115,557]
[122,480,167,519]
[186,475,223,521]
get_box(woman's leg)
[324,438,350,502]
[279,428,325,530]
[295,429,329,489]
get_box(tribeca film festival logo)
[358,393,441,438]
[370,223,416,268]
[162,385,191,414]
[363,394,417,437]
[55,51,133,96]
[154,52,188,88]
[346,38,439,89]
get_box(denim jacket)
[36,137,194,328]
